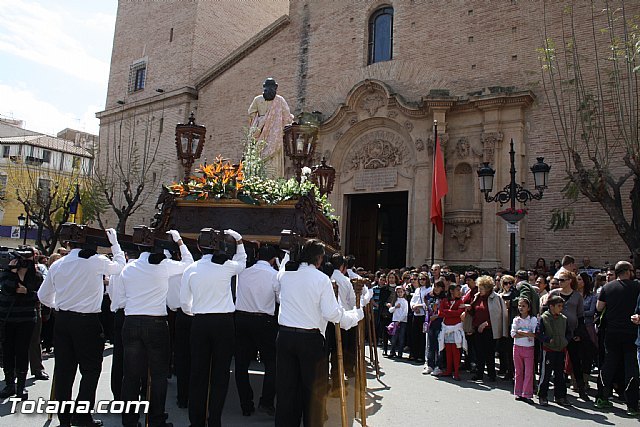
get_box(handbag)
[387,321,399,336]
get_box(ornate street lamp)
[311,157,336,196]
[175,112,206,182]
[283,123,318,181]
[477,138,551,272]
[17,212,28,245]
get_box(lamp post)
[175,112,206,182]
[17,212,28,245]
[477,138,551,272]
[311,157,336,196]
[283,123,318,181]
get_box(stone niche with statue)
[151,113,340,251]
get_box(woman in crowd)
[593,273,607,296]
[549,259,562,276]
[409,273,429,363]
[498,275,518,381]
[534,258,548,276]
[546,271,591,402]
[423,279,446,375]
[536,276,549,298]
[465,275,508,383]
[578,271,598,379]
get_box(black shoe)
[242,406,255,416]
[487,376,496,382]
[555,397,572,407]
[538,397,549,406]
[0,383,16,399]
[258,403,276,416]
[70,416,103,426]
[15,388,28,401]
[471,374,483,381]
[579,390,591,402]
[176,400,188,408]
[34,371,50,380]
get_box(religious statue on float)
[248,77,294,179]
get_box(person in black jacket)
[0,247,43,400]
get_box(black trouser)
[380,316,392,353]
[174,309,192,406]
[100,294,114,343]
[325,323,355,389]
[41,308,54,350]
[53,311,104,425]
[498,337,514,377]
[566,338,585,391]
[538,349,567,399]
[410,315,426,361]
[475,328,496,379]
[189,313,235,427]
[275,328,327,427]
[234,311,277,411]
[598,332,639,410]
[3,320,35,382]
[29,305,44,375]
[110,309,125,400]
[121,315,169,427]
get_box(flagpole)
[430,120,437,267]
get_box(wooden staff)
[145,368,151,427]
[48,372,55,421]
[332,280,348,427]
[366,303,380,380]
[352,279,367,426]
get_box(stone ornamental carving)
[347,130,410,171]
[451,225,472,252]
[427,133,450,155]
[333,131,343,141]
[456,137,470,158]
[404,121,414,132]
[349,116,358,126]
[387,110,398,119]
[415,138,425,152]
[481,132,504,164]
[361,92,385,117]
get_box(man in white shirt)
[234,245,279,417]
[180,228,246,427]
[328,253,357,389]
[276,240,363,427]
[164,250,191,409]
[119,229,192,427]
[37,227,124,427]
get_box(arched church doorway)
[345,191,408,271]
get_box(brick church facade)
[97,0,635,271]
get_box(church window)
[368,7,393,64]
[128,60,147,93]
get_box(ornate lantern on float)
[283,123,318,181]
[175,112,206,182]
[311,157,336,196]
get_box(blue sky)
[0,0,117,135]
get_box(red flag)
[430,136,448,234]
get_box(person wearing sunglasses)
[544,271,590,403]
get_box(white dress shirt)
[389,298,408,322]
[277,263,363,336]
[38,247,126,313]
[108,273,126,312]
[236,260,279,315]
[180,244,247,315]
[166,274,182,311]
[345,268,372,306]
[121,245,193,316]
[410,287,430,316]
[331,270,356,309]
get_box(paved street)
[0,345,638,426]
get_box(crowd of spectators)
[366,255,640,417]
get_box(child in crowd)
[511,298,537,403]
[387,285,408,359]
[437,284,466,380]
[538,295,570,407]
